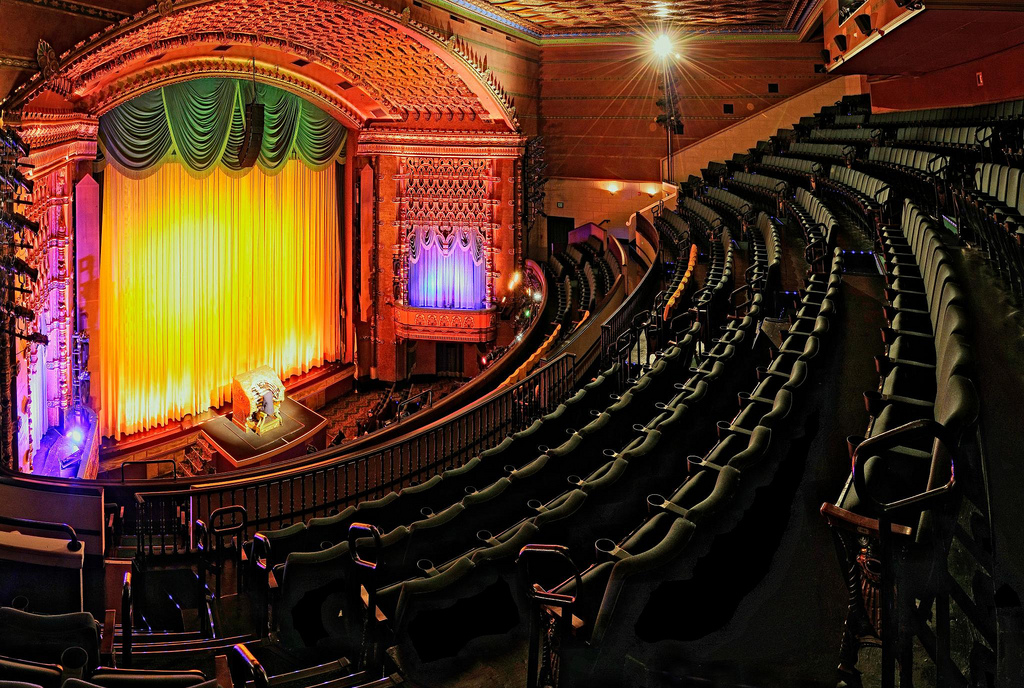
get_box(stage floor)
[203,397,327,469]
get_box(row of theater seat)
[725,171,788,206]
[653,207,700,326]
[661,244,699,323]
[378,285,778,667]
[655,206,688,248]
[833,113,868,127]
[752,154,822,181]
[692,228,735,329]
[857,99,1024,126]
[548,254,567,281]
[822,200,979,676]
[242,212,785,669]
[784,141,855,164]
[543,249,843,670]
[501,325,563,388]
[819,164,892,229]
[580,261,597,311]
[241,363,624,637]
[866,146,949,181]
[250,323,702,662]
[677,197,724,248]
[956,162,1024,297]
[576,238,616,295]
[552,276,571,328]
[745,212,782,300]
[811,127,880,143]
[0,608,229,688]
[894,126,993,153]
[786,187,838,267]
[700,187,752,230]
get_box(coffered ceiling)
[455,0,815,34]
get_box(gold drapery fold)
[99,161,341,438]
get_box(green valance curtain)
[98,78,347,178]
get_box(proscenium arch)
[4,0,519,131]
[92,58,366,131]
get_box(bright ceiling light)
[652,34,674,59]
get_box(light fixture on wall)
[606,182,621,195]
[853,14,885,37]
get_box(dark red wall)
[539,39,829,181]
[869,41,1024,111]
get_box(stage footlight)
[653,34,674,59]
[1,256,39,281]
[0,212,40,235]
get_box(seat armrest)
[101,608,116,665]
[819,502,914,538]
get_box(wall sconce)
[606,182,621,194]
[645,186,659,197]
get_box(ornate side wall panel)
[358,129,523,380]
[14,114,97,471]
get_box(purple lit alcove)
[407,228,487,310]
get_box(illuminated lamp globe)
[653,34,674,59]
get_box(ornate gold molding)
[357,128,526,158]
[85,58,363,128]
[394,303,498,343]
[2,0,520,133]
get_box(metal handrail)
[397,388,433,420]
[121,459,178,482]
[0,514,82,551]
[132,352,578,552]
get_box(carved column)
[14,113,97,471]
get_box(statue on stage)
[231,365,286,435]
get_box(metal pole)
[664,62,672,183]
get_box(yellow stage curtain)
[99,160,341,438]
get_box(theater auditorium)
[0,0,1022,685]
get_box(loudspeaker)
[821,49,832,63]
[237,103,265,168]
[672,121,684,135]
[834,34,848,52]
[854,14,872,35]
